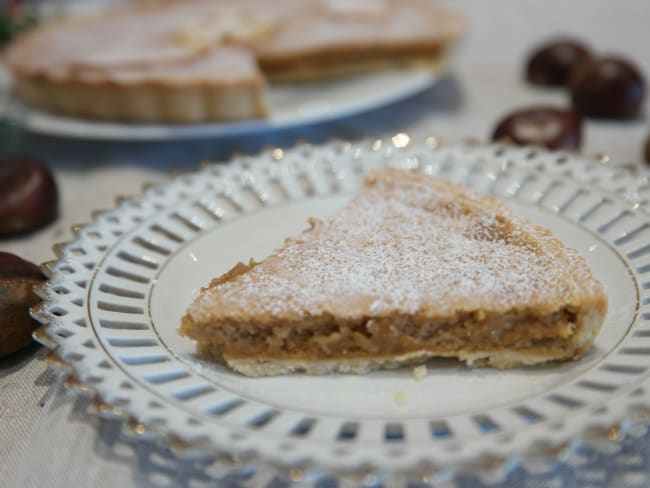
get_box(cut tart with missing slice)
[180,168,607,376]
[2,0,463,123]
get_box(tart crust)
[9,55,267,123]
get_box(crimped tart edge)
[11,73,268,122]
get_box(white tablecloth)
[2,1,650,486]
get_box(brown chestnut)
[492,107,582,151]
[570,56,646,119]
[526,38,592,87]
[0,157,59,237]
[0,252,45,357]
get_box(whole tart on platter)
[2,0,464,122]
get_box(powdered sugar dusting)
[189,169,604,323]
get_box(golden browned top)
[3,0,463,84]
[187,169,607,326]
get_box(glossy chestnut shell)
[526,38,592,87]
[492,107,583,151]
[569,56,646,119]
[0,157,59,237]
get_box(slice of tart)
[180,169,607,376]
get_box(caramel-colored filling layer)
[259,44,447,81]
[182,308,580,361]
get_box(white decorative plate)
[33,138,650,484]
[0,66,435,140]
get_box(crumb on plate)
[394,389,407,406]
[412,364,428,380]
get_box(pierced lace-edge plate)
[32,138,650,483]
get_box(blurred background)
[1,1,649,487]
